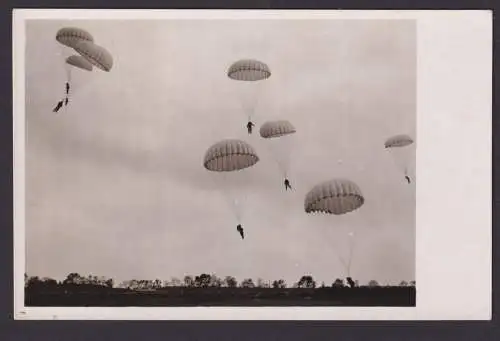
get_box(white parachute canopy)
[384,134,415,179]
[204,139,260,172]
[304,178,365,277]
[66,55,93,72]
[56,27,94,49]
[259,120,296,178]
[304,178,364,215]
[384,134,414,149]
[55,28,95,84]
[203,139,260,223]
[260,120,296,138]
[227,59,271,122]
[74,41,114,72]
[228,59,271,81]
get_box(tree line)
[25,273,416,291]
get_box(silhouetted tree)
[26,276,58,290]
[194,274,211,287]
[105,278,114,288]
[117,281,129,289]
[240,278,255,288]
[184,275,194,287]
[209,274,223,287]
[42,277,58,285]
[399,280,408,287]
[224,276,238,288]
[368,280,379,288]
[272,279,287,289]
[346,277,356,288]
[256,278,270,288]
[409,280,416,287]
[126,280,137,290]
[144,280,155,290]
[63,273,85,285]
[332,279,344,288]
[26,276,40,288]
[87,275,98,285]
[170,277,182,287]
[297,275,316,288]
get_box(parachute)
[227,59,271,123]
[74,41,113,72]
[54,27,98,109]
[384,134,414,149]
[304,179,364,215]
[66,55,93,72]
[259,120,296,138]
[228,59,271,82]
[52,27,114,112]
[259,120,296,178]
[304,178,365,277]
[384,134,415,182]
[203,139,260,223]
[204,139,259,172]
[62,56,93,104]
[56,27,94,49]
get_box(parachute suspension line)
[334,231,355,278]
[385,135,415,180]
[228,178,244,224]
[317,225,350,278]
[58,44,70,95]
[261,139,287,179]
[337,236,352,278]
[346,233,356,278]
[304,179,364,279]
[203,139,259,235]
[209,169,248,225]
[227,172,246,224]
[228,59,271,123]
[239,84,261,122]
[250,84,265,122]
[258,121,296,182]
[273,139,290,178]
[212,172,242,224]
[57,43,68,63]
[66,65,72,83]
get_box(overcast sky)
[25,18,416,286]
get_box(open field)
[25,286,415,307]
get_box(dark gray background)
[2,0,497,340]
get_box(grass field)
[25,286,415,307]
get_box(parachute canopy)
[204,139,259,172]
[260,120,296,139]
[66,55,93,71]
[74,41,113,72]
[384,134,414,149]
[227,59,271,81]
[305,179,364,215]
[56,27,94,49]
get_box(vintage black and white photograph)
[13,10,491,320]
